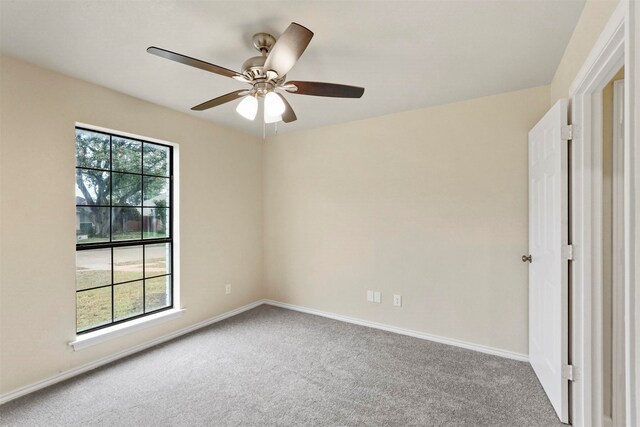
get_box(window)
[75,127,174,334]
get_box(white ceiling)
[0,0,584,137]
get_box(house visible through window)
[75,127,173,334]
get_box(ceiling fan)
[147,22,365,124]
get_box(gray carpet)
[0,305,563,426]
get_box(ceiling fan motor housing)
[241,55,267,80]
[242,33,278,81]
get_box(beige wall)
[550,0,619,103]
[2,0,624,395]
[0,55,264,395]
[264,86,550,355]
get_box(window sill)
[69,308,185,351]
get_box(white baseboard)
[263,299,529,362]
[1,298,528,405]
[0,300,264,405]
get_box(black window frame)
[75,126,174,334]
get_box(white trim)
[75,122,179,147]
[626,2,639,424]
[69,308,186,351]
[593,86,606,427]
[171,132,181,311]
[568,2,637,425]
[2,298,529,406]
[611,78,626,427]
[569,5,627,97]
[73,122,183,346]
[0,300,263,405]
[263,300,529,362]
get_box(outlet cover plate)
[393,294,402,307]
[367,290,374,302]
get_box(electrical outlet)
[393,294,402,307]
[373,291,381,304]
[367,290,374,302]
[225,284,231,295]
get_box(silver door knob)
[522,255,532,263]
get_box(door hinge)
[562,364,575,381]
[561,125,573,141]
[562,244,574,261]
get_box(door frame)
[569,1,638,426]
[612,78,626,427]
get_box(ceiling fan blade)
[284,81,365,98]
[147,46,248,81]
[277,94,297,123]
[263,23,314,79]
[191,90,247,111]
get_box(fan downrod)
[241,33,278,80]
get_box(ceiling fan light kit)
[264,92,285,117]
[264,111,282,124]
[235,95,258,120]
[147,22,365,125]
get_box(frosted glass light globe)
[264,111,282,123]
[264,92,285,117]
[236,96,258,120]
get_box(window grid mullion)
[110,136,114,323]
[109,135,113,244]
[143,244,146,314]
[75,127,174,335]
[110,247,114,323]
[77,237,172,251]
[141,142,145,246]
[77,272,172,294]
[169,147,174,308]
[75,165,169,179]
[76,282,115,294]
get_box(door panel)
[528,99,569,423]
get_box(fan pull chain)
[262,121,266,143]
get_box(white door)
[527,99,570,423]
